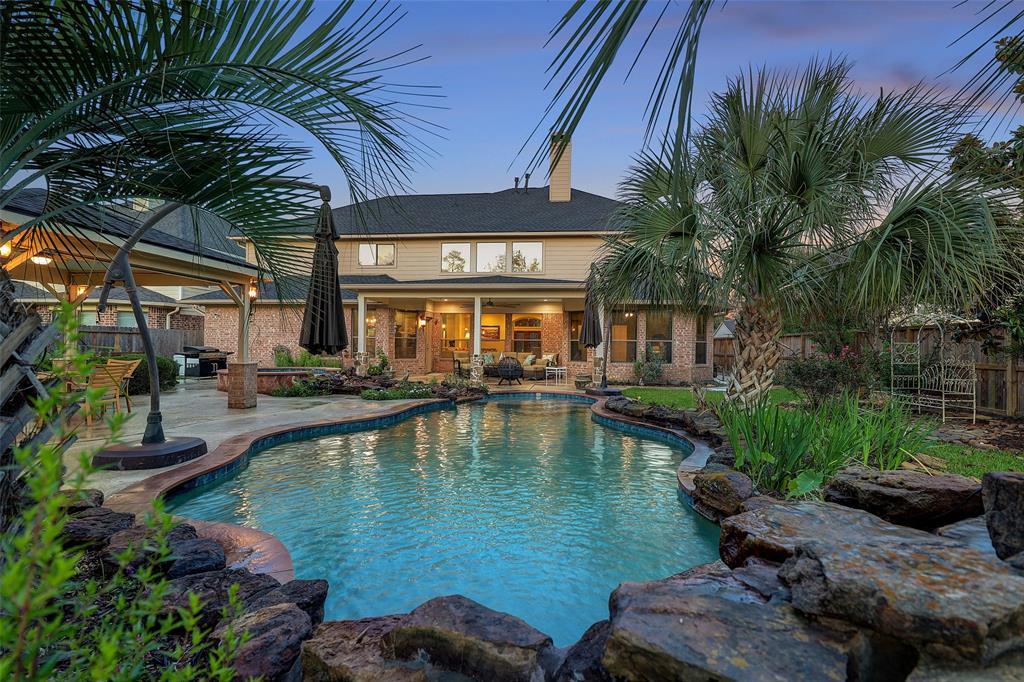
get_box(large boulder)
[302,615,429,682]
[908,653,1024,681]
[984,471,1024,560]
[103,523,225,578]
[61,507,135,547]
[823,465,983,529]
[601,561,873,681]
[245,578,329,625]
[58,488,104,514]
[604,396,648,420]
[215,603,311,682]
[163,568,280,628]
[554,620,611,682]
[382,595,554,682]
[692,468,753,521]
[719,500,929,568]
[779,536,1024,663]
[936,517,998,559]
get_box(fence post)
[1008,345,1019,418]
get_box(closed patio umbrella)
[299,186,348,355]
[580,271,607,388]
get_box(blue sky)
[301,1,1019,201]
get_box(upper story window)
[440,243,470,272]
[512,242,543,272]
[476,242,506,273]
[358,243,395,267]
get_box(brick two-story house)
[193,143,713,384]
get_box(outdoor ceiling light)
[0,243,10,258]
[30,255,52,265]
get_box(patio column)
[355,293,368,376]
[218,281,256,409]
[472,296,482,356]
[471,296,483,384]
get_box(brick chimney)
[549,134,571,203]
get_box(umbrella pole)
[601,307,610,389]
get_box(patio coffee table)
[545,366,568,386]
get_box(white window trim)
[511,240,545,274]
[357,242,397,268]
[439,242,472,274]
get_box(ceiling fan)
[482,298,520,308]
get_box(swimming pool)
[168,397,720,645]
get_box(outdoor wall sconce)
[30,254,53,265]
[418,315,427,327]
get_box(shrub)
[633,353,664,385]
[367,350,390,376]
[360,381,434,400]
[115,354,179,395]
[777,349,885,406]
[718,393,937,498]
[1,305,243,680]
[273,346,342,368]
[269,379,331,398]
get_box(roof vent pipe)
[523,173,530,193]
[514,177,520,193]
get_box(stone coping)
[104,390,712,583]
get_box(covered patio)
[346,278,604,384]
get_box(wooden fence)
[77,325,202,359]
[713,328,1024,418]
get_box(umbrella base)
[93,437,208,471]
[585,387,623,397]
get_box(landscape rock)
[245,578,329,625]
[692,467,753,520]
[739,495,778,513]
[705,444,736,468]
[302,615,430,682]
[1007,552,1024,572]
[823,465,983,529]
[554,620,611,682]
[779,536,1024,663]
[61,507,135,547]
[58,488,104,514]
[163,568,280,628]
[984,471,1024,560]
[601,561,866,681]
[383,594,553,682]
[719,500,929,568]
[730,557,789,601]
[103,523,196,570]
[935,517,998,558]
[604,396,648,420]
[216,603,311,682]
[908,652,1024,681]
[167,537,227,578]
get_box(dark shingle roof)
[13,280,178,305]
[330,186,622,235]
[4,188,252,269]
[181,275,356,304]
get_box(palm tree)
[589,60,1020,403]
[0,0,429,522]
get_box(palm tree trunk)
[725,295,782,404]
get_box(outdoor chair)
[496,356,524,386]
[84,359,141,425]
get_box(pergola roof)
[1,189,257,289]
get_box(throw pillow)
[482,353,495,364]
[524,354,537,366]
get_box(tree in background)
[589,60,1020,403]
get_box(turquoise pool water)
[169,398,720,645]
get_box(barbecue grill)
[173,345,232,378]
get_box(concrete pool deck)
[64,382,426,498]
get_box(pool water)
[169,399,720,645]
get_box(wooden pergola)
[0,202,259,361]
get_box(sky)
[298,0,1022,202]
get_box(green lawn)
[929,443,1024,480]
[621,386,800,410]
